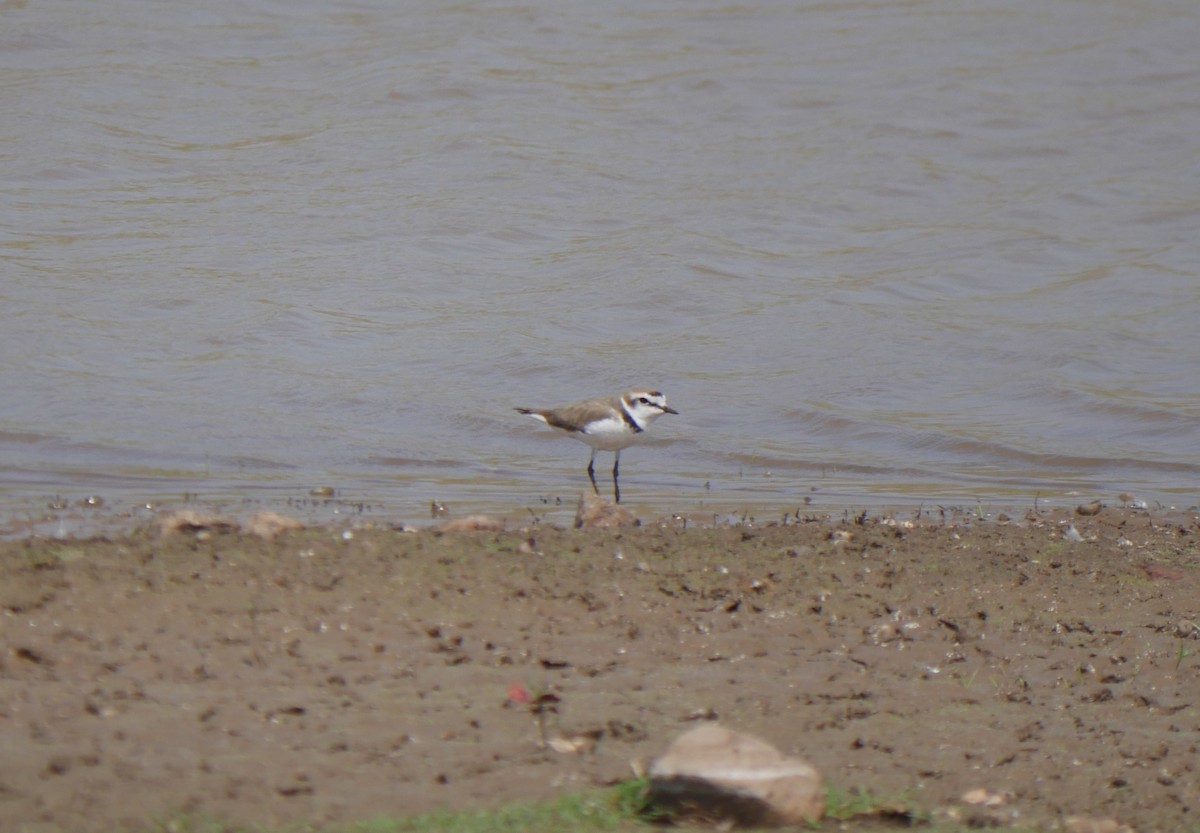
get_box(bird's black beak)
[662,405,679,415]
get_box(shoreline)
[1,482,1188,541]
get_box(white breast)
[575,415,642,451]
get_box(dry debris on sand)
[0,504,1197,832]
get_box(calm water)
[3,0,1199,528]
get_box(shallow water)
[3,0,1199,525]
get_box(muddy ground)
[0,503,1197,832]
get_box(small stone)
[961,787,1011,807]
[159,509,238,537]
[546,731,599,754]
[866,621,903,644]
[1174,620,1200,638]
[436,515,506,533]
[649,724,825,826]
[244,510,304,540]
[1064,815,1136,833]
[574,494,637,529]
[1075,500,1103,516]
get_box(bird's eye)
[639,397,650,404]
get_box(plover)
[515,388,678,503]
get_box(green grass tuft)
[342,779,654,833]
[149,781,654,833]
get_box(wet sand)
[1,503,1196,832]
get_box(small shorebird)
[515,388,678,503]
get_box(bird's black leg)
[586,451,600,495]
[612,451,621,504]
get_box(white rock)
[245,510,303,540]
[648,724,825,826]
[574,493,637,529]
